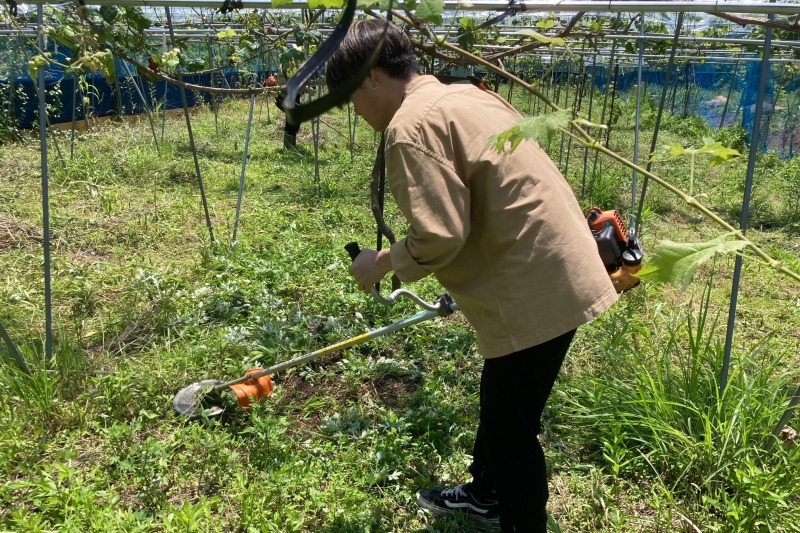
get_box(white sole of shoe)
[416,493,500,526]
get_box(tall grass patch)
[569,277,800,531]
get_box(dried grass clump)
[0,214,43,251]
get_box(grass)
[1,86,799,532]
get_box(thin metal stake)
[165,7,215,245]
[232,94,256,244]
[718,60,740,129]
[636,11,684,232]
[558,59,571,169]
[70,76,78,160]
[36,5,53,367]
[232,44,262,244]
[580,50,598,197]
[720,9,775,397]
[121,60,159,153]
[630,12,646,230]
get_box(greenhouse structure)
[1,0,799,531]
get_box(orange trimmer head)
[229,369,274,410]
[172,370,274,419]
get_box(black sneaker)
[416,483,500,525]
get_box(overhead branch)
[484,11,586,62]
[710,11,800,32]
[366,8,474,70]
[119,50,280,95]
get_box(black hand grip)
[345,242,361,262]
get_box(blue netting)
[0,39,264,131]
[582,59,799,158]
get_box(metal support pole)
[558,58,571,169]
[232,41,262,244]
[348,104,355,163]
[718,60,740,129]
[21,1,800,16]
[70,76,78,160]
[630,12,645,230]
[589,15,620,198]
[121,60,160,153]
[165,7,215,245]
[36,5,53,367]
[580,49,598,196]
[232,93,256,244]
[564,40,586,179]
[207,40,219,135]
[313,84,321,193]
[720,10,774,397]
[636,11,684,232]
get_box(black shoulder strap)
[372,134,401,291]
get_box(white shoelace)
[441,484,468,499]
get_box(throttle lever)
[345,241,361,262]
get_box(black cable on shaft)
[370,136,401,292]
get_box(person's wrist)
[377,248,393,276]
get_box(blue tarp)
[0,70,253,130]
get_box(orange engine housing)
[587,207,628,244]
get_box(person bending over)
[326,19,617,533]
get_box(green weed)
[1,87,799,532]
[569,276,800,531]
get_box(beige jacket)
[385,75,617,358]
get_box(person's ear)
[367,69,380,90]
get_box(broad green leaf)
[121,7,151,32]
[96,50,116,79]
[216,28,236,39]
[310,0,343,8]
[415,0,444,25]
[636,235,749,290]
[484,110,571,154]
[459,16,475,30]
[272,0,294,8]
[654,138,740,165]
[697,138,741,165]
[513,29,565,46]
[358,0,379,7]
[667,143,690,157]
[535,18,556,30]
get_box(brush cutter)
[173,243,458,418]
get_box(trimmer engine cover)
[586,208,643,293]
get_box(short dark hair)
[325,19,419,93]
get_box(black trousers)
[468,329,576,533]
